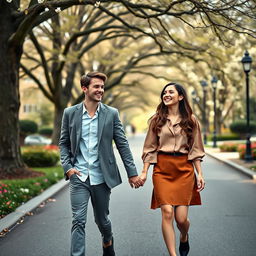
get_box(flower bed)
[238,143,256,160]
[219,142,256,160]
[219,143,240,152]
[0,166,63,218]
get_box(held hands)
[139,172,147,184]
[128,171,148,189]
[128,175,144,189]
[197,174,205,192]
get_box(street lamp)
[200,80,208,145]
[192,90,196,110]
[241,50,253,162]
[211,76,218,148]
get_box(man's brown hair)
[80,72,107,88]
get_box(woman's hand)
[139,172,147,185]
[196,174,205,192]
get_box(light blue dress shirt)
[73,103,105,185]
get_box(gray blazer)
[59,102,138,189]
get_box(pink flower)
[6,201,11,205]
[3,189,7,193]
[44,145,59,151]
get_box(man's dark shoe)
[103,237,115,256]
[179,234,189,256]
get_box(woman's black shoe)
[179,234,189,256]
[103,237,115,256]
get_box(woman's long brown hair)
[151,82,195,144]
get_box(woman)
[140,82,205,256]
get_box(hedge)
[38,127,53,136]
[22,146,59,167]
[19,120,38,135]
[230,120,256,136]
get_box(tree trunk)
[51,62,79,145]
[0,4,35,178]
[51,106,65,145]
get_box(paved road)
[0,134,256,256]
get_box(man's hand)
[128,175,143,189]
[67,168,81,178]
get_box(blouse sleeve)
[188,116,205,162]
[142,118,158,164]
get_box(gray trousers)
[69,175,112,256]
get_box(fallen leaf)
[39,202,45,208]
[47,198,56,202]
[26,212,34,216]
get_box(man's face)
[83,77,104,102]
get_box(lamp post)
[200,80,208,145]
[192,90,196,110]
[241,50,253,162]
[211,76,218,148]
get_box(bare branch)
[29,31,54,94]
[20,63,53,102]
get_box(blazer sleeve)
[59,108,73,179]
[113,109,138,178]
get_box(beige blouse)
[142,115,205,163]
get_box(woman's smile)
[163,96,172,103]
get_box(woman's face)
[162,85,183,107]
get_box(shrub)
[230,120,256,137]
[207,133,240,141]
[22,146,59,167]
[219,143,240,152]
[38,127,53,137]
[19,120,38,136]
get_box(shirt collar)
[166,115,181,125]
[82,102,100,115]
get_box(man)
[59,71,142,256]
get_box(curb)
[0,178,68,234]
[206,152,256,180]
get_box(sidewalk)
[205,147,256,179]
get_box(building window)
[23,104,37,113]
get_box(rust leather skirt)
[151,153,201,209]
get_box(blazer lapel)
[98,103,108,143]
[74,103,83,148]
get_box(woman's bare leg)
[161,205,176,256]
[175,206,190,242]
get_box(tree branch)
[29,31,54,94]
[20,63,54,102]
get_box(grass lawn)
[0,166,63,218]
[250,165,256,171]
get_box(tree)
[0,0,97,177]
[1,0,256,177]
